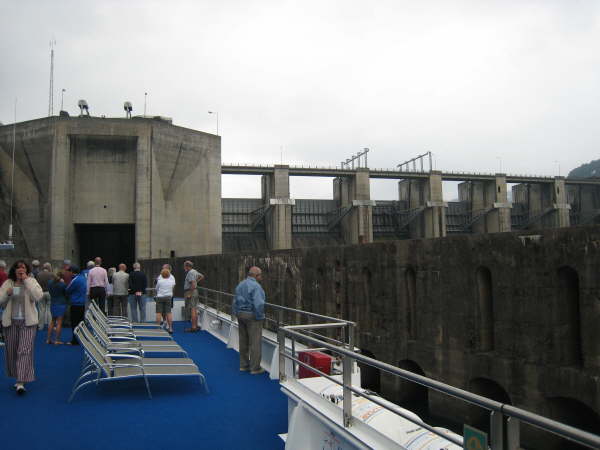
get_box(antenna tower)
[48,39,56,116]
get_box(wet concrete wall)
[142,225,600,447]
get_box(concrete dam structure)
[2,115,600,263]
[0,116,221,268]
[142,225,600,449]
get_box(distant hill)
[568,159,600,178]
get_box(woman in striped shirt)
[0,260,44,395]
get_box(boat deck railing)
[197,286,356,351]
[278,325,600,450]
[197,286,599,449]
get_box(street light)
[208,111,219,135]
[60,88,65,111]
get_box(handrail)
[199,286,354,325]
[278,326,600,449]
[197,286,356,353]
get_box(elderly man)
[128,262,147,322]
[232,266,265,375]
[35,263,54,331]
[112,264,129,317]
[183,261,204,332]
[87,257,109,312]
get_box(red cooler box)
[298,351,332,378]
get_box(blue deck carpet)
[0,322,287,450]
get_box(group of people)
[0,257,209,395]
[0,256,268,395]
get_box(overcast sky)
[2,1,599,200]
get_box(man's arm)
[252,285,266,320]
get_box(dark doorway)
[76,224,135,270]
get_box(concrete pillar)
[458,176,511,234]
[512,178,570,229]
[398,171,446,239]
[568,184,600,225]
[548,177,570,228]
[261,165,293,250]
[49,122,70,261]
[136,126,153,259]
[333,169,373,244]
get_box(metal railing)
[277,326,600,450]
[196,287,599,448]
[197,287,356,350]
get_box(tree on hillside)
[568,159,600,178]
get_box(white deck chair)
[68,324,208,403]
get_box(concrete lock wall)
[141,224,600,446]
[0,116,221,262]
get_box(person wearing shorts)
[183,261,204,333]
[155,268,175,334]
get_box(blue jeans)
[128,295,147,323]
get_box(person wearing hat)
[65,265,86,345]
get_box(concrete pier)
[261,165,293,250]
[333,169,373,244]
[512,177,570,229]
[398,171,446,239]
[458,175,511,233]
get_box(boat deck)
[0,322,288,450]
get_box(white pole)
[9,99,17,241]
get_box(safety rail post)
[278,328,287,382]
[342,352,353,427]
[490,410,504,450]
[506,417,520,450]
[277,306,284,330]
[291,339,297,378]
[347,322,355,373]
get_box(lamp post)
[60,89,65,111]
[208,111,219,135]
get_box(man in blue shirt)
[232,266,265,375]
[65,265,87,346]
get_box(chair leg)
[199,374,209,394]
[143,375,152,399]
[68,370,97,403]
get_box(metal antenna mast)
[48,39,56,116]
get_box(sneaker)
[250,368,265,375]
[16,385,26,396]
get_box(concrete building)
[0,116,221,268]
